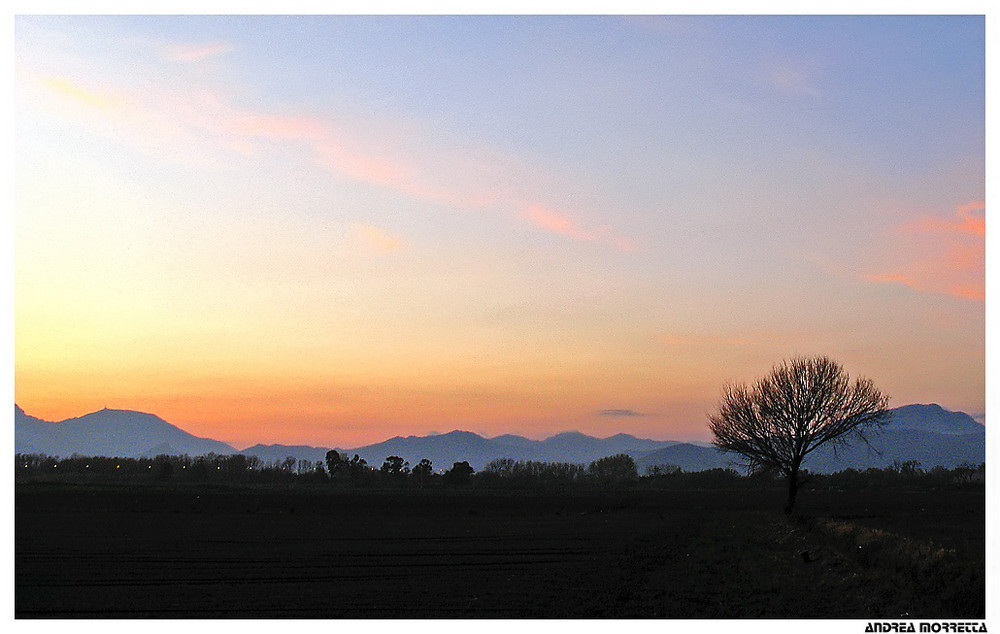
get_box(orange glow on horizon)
[14,380,718,450]
[15,344,721,449]
[14,17,984,459]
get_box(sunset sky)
[14,14,985,449]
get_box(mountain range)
[13,403,985,474]
[14,405,234,458]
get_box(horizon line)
[14,401,982,453]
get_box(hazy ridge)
[14,404,984,473]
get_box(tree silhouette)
[710,355,889,514]
[443,461,474,485]
[325,449,343,477]
[380,455,409,477]
[587,454,638,485]
[344,454,371,482]
[412,458,432,476]
[410,458,432,488]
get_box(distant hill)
[15,406,236,458]
[635,443,733,474]
[340,404,985,473]
[884,403,984,435]
[793,404,984,472]
[637,429,985,475]
[635,404,985,475]
[800,427,985,472]
[339,429,678,471]
[14,402,985,473]
[239,443,334,465]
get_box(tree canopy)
[709,355,889,513]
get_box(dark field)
[15,484,985,618]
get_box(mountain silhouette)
[332,429,683,470]
[884,403,984,435]
[636,443,733,473]
[239,443,334,465]
[799,427,984,472]
[287,404,984,472]
[636,404,985,474]
[15,406,236,458]
[14,403,984,472]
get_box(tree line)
[13,451,636,488]
[14,451,983,491]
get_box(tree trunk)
[784,469,800,515]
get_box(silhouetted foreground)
[15,451,985,492]
[16,482,983,618]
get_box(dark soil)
[15,484,985,618]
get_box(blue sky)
[14,14,986,447]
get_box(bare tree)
[709,355,889,514]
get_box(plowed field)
[15,485,984,618]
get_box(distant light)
[116,465,120,469]
[148,466,152,469]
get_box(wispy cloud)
[521,203,636,251]
[351,223,403,253]
[163,41,233,63]
[21,52,634,250]
[25,72,230,169]
[902,200,985,237]
[42,76,118,109]
[599,409,645,417]
[865,201,984,301]
[522,204,595,241]
[864,271,985,301]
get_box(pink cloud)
[316,142,497,210]
[903,200,984,237]
[522,204,596,242]
[948,285,986,301]
[521,204,637,251]
[865,201,985,301]
[26,65,635,250]
[164,42,233,62]
[864,271,985,302]
[318,142,415,188]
